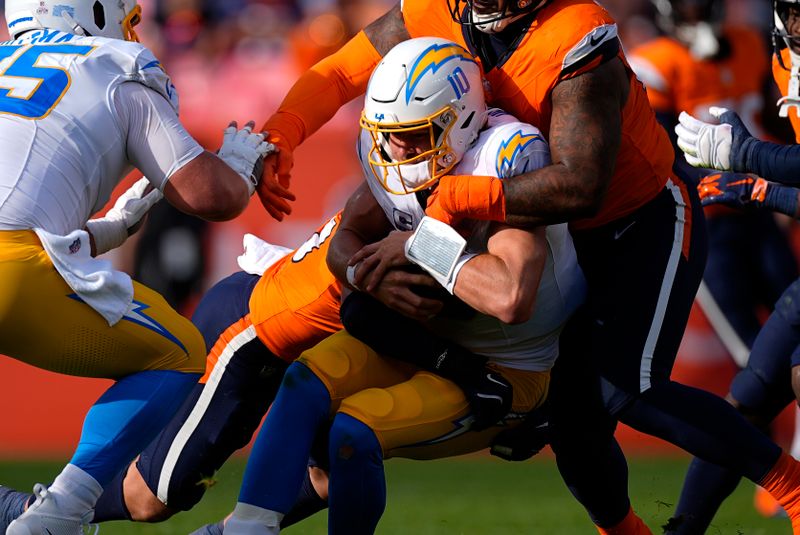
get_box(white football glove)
[675,107,732,171]
[85,177,163,255]
[218,120,276,196]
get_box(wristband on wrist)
[85,217,128,255]
[346,262,361,290]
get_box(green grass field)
[0,454,791,534]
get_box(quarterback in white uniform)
[0,1,271,534]
[222,37,585,535]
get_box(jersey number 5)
[0,44,94,120]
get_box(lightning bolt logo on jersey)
[406,42,477,104]
[496,130,544,177]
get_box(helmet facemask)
[447,0,549,33]
[361,106,459,195]
[121,4,143,42]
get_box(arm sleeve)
[263,30,382,151]
[742,137,800,185]
[112,82,204,191]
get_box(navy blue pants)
[547,178,784,527]
[136,272,288,511]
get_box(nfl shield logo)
[68,238,81,254]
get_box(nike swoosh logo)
[44,529,54,535]
[476,393,505,403]
[614,221,636,240]
[589,31,606,47]
[486,373,509,388]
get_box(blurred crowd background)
[2,0,798,457]
[0,0,780,308]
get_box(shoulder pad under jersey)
[99,39,179,113]
[474,119,551,179]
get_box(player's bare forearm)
[454,225,545,323]
[503,58,628,227]
[363,3,411,55]
[327,182,393,287]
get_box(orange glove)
[433,174,507,222]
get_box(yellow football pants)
[299,330,550,460]
[0,230,206,378]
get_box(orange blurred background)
[0,0,793,458]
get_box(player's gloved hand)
[218,120,276,196]
[675,107,754,172]
[676,110,732,170]
[256,131,296,221]
[490,403,550,461]
[432,346,513,432]
[698,172,799,216]
[85,177,162,255]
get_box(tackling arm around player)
[250,1,800,533]
[220,37,585,535]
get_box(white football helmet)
[361,37,487,195]
[5,0,142,41]
[775,0,800,64]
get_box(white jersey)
[0,29,202,234]
[360,108,587,371]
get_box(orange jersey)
[248,213,343,361]
[772,47,800,142]
[630,27,769,135]
[402,0,674,230]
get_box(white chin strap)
[778,49,800,118]
[471,9,527,33]
[675,22,719,60]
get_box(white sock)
[45,464,102,516]
[224,502,283,534]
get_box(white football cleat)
[6,484,97,535]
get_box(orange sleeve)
[262,30,382,151]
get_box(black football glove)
[490,403,550,461]
[433,347,513,432]
[341,292,511,430]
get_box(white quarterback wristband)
[346,262,362,290]
[404,216,468,294]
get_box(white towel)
[237,233,292,276]
[34,228,134,326]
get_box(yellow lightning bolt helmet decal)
[406,42,476,104]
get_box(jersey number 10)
[0,44,94,120]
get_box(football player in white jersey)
[220,37,586,535]
[0,1,272,534]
